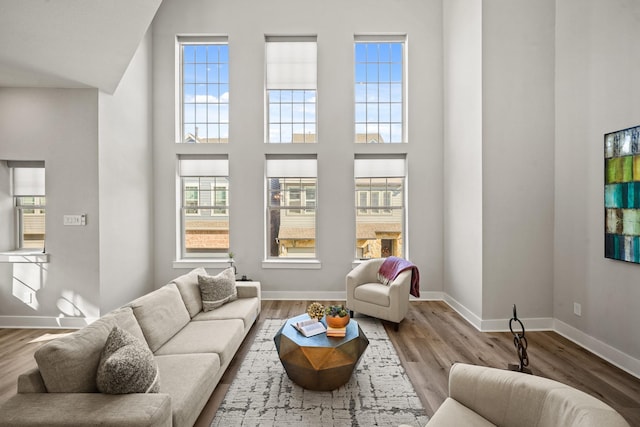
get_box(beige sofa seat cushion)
[354,282,391,307]
[155,354,220,427]
[192,297,260,330]
[171,267,207,318]
[129,283,191,352]
[426,398,496,426]
[0,393,172,427]
[34,315,116,393]
[154,319,244,366]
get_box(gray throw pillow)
[198,267,237,312]
[96,326,160,394]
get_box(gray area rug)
[212,317,429,427]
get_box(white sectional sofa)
[0,267,261,427]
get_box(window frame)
[354,156,406,260]
[178,157,230,260]
[354,35,406,144]
[265,157,318,260]
[9,163,46,251]
[15,196,46,250]
[177,35,229,144]
[265,36,318,144]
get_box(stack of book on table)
[326,325,346,337]
[292,318,326,337]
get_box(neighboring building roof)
[355,133,385,144]
[355,223,401,239]
[183,133,229,144]
[278,226,315,239]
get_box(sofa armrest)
[17,367,47,393]
[0,393,172,427]
[448,363,630,427]
[236,281,261,300]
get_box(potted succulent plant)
[324,304,350,328]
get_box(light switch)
[64,214,86,226]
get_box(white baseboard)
[262,291,347,300]
[0,315,96,329]
[412,291,445,301]
[441,294,640,379]
[554,318,640,379]
[443,294,554,332]
[442,294,483,330]
[261,290,446,302]
[480,316,555,332]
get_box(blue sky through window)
[182,44,229,143]
[355,42,403,143]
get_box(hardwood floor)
[1,300,639,426]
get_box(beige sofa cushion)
[155,354,220,427]
[171,267,207,318]
[154,319,244,366]
[34,316,115,392]
[192,296,260,330]
[104,306,147,344]
[0,393,172,427]
[129,283,191,353]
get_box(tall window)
[354,36,405,143]
[266,37,317,143]
[267,157,317,258]
[178,157,229,258]
[10,162,46,250]
[179,37,229,143]
[354,157,405,259]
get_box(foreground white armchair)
[346,258,411,330]
[408,363,630,427]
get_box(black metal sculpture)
[508,304,532,374]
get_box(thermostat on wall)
[63,214,86,226]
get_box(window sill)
[262,259,321,270]
[173,258,233,269]
[0,250,49,263]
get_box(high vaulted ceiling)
[0,0,162,94]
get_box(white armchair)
[346,258,412,330]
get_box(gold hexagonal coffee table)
[274,313,369,391]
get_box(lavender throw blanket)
[377,256,420,298]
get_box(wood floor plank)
[1,301,638,426]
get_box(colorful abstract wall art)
[605,125,640,263]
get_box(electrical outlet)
[573,302,582,317]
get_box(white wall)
[0,88,101,327]
[98,29,155,313]
[443,0,555,326]
[151,0,444,297]
[481,0,556,321]
[555,0,640,365]
[443,0,484,317]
